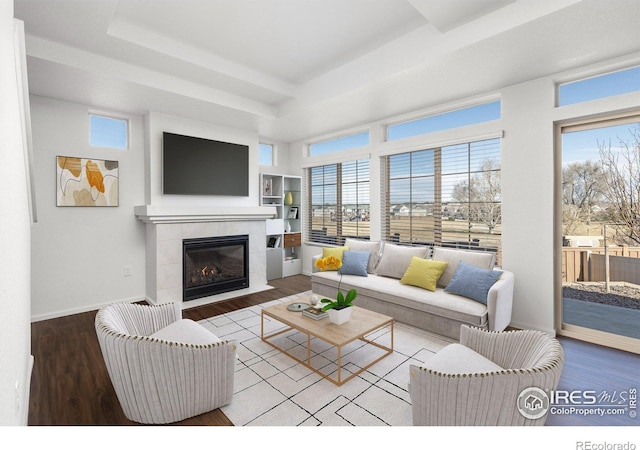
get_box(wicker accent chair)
[95,302,237,424]
[409,325,564,426]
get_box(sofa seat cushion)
[424,343,504,374]
[312,271,488,327]
[149,319,221,345]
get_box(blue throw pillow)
[444,261,502,304]
[339,250,370,277]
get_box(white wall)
[500,78,556,334]
[30,96,147,321]
[0,8,32,424]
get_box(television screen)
[162,132,249,196]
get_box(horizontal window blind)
[382,138,501,262]
[306,159,370,246]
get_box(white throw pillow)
[375,243,428,279]
[424,344,503,374]
[150,319,221,345]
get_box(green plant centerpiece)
[314,255,357,312]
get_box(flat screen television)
[162,132,249,196]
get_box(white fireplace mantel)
[134,205,277,224]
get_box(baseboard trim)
[30,296,147,322]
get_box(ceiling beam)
[25,35,278,118]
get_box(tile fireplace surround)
[135,205,276,308]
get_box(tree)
[561,161,606,234]
[598,124,640,245]
[451,159,501,233]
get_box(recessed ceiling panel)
[111,0,427,84]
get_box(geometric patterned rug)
[197,291,455,426]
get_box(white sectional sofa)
[311,239,514,340]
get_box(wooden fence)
[562,246,640,283]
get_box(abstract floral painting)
[56,156,119,206]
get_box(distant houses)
[311,203,470,221]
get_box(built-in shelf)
[260,173,302,280]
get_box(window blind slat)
[383,137,501,263]
[307,159,370,245]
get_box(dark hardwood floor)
[28,273,640,426]
[28,274,311,426]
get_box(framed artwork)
[263,177,272,196]
[288,206,298,219]
[56,156,119,207]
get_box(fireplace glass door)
[183,235,249,301]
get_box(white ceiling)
[13,0,640,142]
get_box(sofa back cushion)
[432,247,496,287]
[375,244,428,279]
[343,239,383,273]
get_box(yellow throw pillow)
[400,257,449,291]
[322,246,349,266]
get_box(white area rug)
[198,291,455,426]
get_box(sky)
[90,114,128,149]
[562,123,639,167]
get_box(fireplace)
[183,235,249,301]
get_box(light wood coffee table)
[261,297,394,386]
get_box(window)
[89,113,128,149]
[558,66,640,106]
[387,101,501,141]
[259,143,274,166]
[309,131,369,157]
[306,159,370,245]
[382,138,501,261]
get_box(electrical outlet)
[123,265,132,277]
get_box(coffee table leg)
[307,333,311,365]
[337,345,342,384]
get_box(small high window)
[309,131,369,157]
[259,143,274,166]
[90,113,128,149]
[558,66,640,106]
[387,101,501,141]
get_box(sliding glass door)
[558,114,640,353]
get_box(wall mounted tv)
[162,132,249,196]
